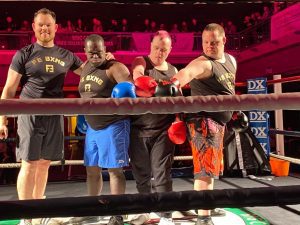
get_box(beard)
[36,32,54,44]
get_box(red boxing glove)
[134,76,158,97]
[168,120,187,144]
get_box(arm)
[131,56,146,80]
[173,56,212,88]
[73,61,87,76]
[109,62,133,83]
[0,69,22,139]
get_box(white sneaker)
[19,219,32,225]
[158,217,175,225]
[129,213,150,225]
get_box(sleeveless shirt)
[78,60,127,130]
[189,53,236,124]
[131,56,177,137]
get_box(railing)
[0,19,271,52]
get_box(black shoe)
[195,216,214,225]
[210,208,226,217]
[107,216,124,225]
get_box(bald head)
[149,30,172,66]
[151,30,172,44]
[84,34,106,67]
[84,34,105,48]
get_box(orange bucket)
[269,157,290,176]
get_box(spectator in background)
[92,17,103,32]
[190,18,201,33]
[20,20,31,31]
[159,23,166,30]
[142,18,151,32]
[261,6,272,20]
[120,18,129,32]
[74,18,87,32]
[4,16,17,32]
[64,19,75,32]
[149,20,157,32]
[243,15,252,29]
[225,20,237,34]
[170,23,179,33]
[108,19,120,32]
[180,21,189,32]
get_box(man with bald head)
[129,30,178,225]
[75,34,134,225]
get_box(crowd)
[0,3,287,34]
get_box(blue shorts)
[84,119,130,168]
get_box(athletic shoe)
[107,215,124,225]
[195,216,214,225]
[62,216,102,225]
[18,219,32,225]
[158,217,175,225]
[210,208,226,217]
[129,213,150,225]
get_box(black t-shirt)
[131,56,177,137]
[10,43,83,99]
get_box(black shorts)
[16,115,64,161]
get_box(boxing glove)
[230,111,249,133]
[134,76,158,97]
[154,80,180,97]
[76,115,88,134]
[168,120,187,144]
[111,81,136,98]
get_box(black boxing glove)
[154,78,180,97]
[230,111,249,133]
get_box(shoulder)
[132,56,146,64]
[108,60,128,70]
[226,53,237,69]
[192,55,212,67]
[16,44,35,57]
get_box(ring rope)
[235,75,300,87]
[13,74,295,91]
[269,153,300,165]
[0,156,193,169]
[1,185,300,220]
[269,129,300,138]
[1,93,300,116]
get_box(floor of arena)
[0,174,300,225]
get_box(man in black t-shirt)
[0,8,84,225]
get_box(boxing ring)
[1,78,300,224]
[0,69,300,224]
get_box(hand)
[168,120,187,144]
[134,76,158,97]
[105,52,115,60]
[111,82,136,98]
[0,124,8,139]
[154,81,180,97]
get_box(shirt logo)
[45,65,54,73]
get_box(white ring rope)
[269,153,300,165]
[1,93,300,116]
[0,156,194,169]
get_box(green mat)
[225,208,270,225]
[0,220,20,225]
